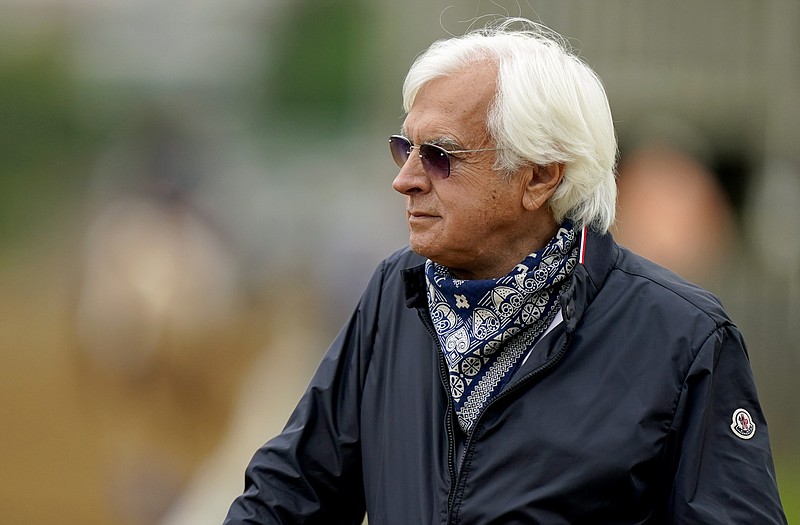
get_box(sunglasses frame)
[389,135,499,179]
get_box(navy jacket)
[224,231,786,524]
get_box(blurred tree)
[264,0,374,128]
[0,37,94,247]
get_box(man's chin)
[408,238,435,260]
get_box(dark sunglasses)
[388,135,499,179]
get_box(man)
[224,19,786,524]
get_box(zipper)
[419,306,573,524]
[482,329,572,415]
[417,309,460,522]
[452,329,573,523]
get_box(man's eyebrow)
[418,134,462,149]
[429,136,461,149]
[396,129,462,150]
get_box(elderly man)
[223,19,786,524]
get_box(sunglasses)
[388,135,499,179]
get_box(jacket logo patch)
[730,408,756,440]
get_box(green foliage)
[0,40,93,245]
[267,0,371,126]
[777,454,800,523]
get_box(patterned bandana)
[425,222,578,433]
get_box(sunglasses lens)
[389,136,451,179]
[419,144,451,179]
[389,136,411,169]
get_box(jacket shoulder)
[611,244,731,327]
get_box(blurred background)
[1,0,798,523]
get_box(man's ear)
[522,163,565,211]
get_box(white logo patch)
[730,408,756,440]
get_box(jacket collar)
[560,228,617,332]
[401,228,618,320]
[402,263,428,309]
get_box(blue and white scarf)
[425,222,578,433]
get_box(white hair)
[402,18,618,233]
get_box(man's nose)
[392,153,430,195]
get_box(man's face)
[392,66,531,280]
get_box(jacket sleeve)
[666,323,787,524]
[222,262,388,525]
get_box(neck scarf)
[425,222,578,433]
